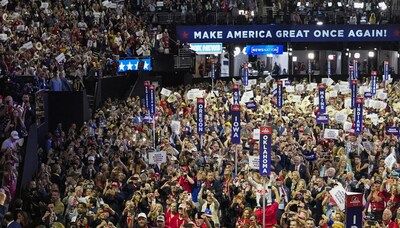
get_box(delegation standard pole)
[152,116,156,149]
[234,147,238,177]
[262,177,266,228]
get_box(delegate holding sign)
[177,25,400,43]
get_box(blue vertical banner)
[233,84,240,105]
[277,80,283,109]
[318,83,326,114]
[259,126,272,176]
[345,193,363,228]
[149,84,156,116]
[327,60,331,78]
[371,71,377,95]
[231,104,241,144]
[351,79,358,109]
[354,97,364,136]
[384,60,389,81]
[353,60,358,79]
[144,81,150,111]
[242,64,249,86]
[211,63,215,79]
[197,98,205,135]
[349,65,354,80]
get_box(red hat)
[276,176,285,182]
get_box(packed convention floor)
[1,77,400,227]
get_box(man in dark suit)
[3,212,22,228]
[290,155,309,181]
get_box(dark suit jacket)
[7,221,22,228]
[291,163,309,181]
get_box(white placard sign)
[329,185,346,211]
[248,156,259,169]
[285,86,295,93]
[253,129,260,140]
[160,88,172,97]
[385,153,397,169]
[55,53,66,63]
[149,151,167,164]
[335,112,348,124]
[170,121,180,135]
[324,129,339,139]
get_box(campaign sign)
[316,114,329,125]
[384,61,389,81]
[259,126,272,176]
[242,65,249,86]
[231,104,241,144]
[386,127,400,136]
[351,79,358,109]
[364,92,373,99]
[245,101,257,110]
[176,25,400,43]
[354,97,364,136]
[277,80,283,109]
[371,71,377,95]
[318,83,326,114]
[149,85,156,116]
[144,81,150,111]
[345,193,363,228]
[353,60,358,79]
[197,98,205,134]
[233,84,240,105]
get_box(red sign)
[318,83,326,89]
[356,97,364,104]
[345,193,363,208]
[277,80,282,85]
[231,104,240,111]
[351,79,358,85]
[233,84,239,89]
[197,98,204,103]
[371,71,377,76]
[260,126,272,135]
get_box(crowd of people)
[0,0,172,91]
[0,75,399,227]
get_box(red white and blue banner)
[345,193,363,228]
[149,84,156,116]
[197,98,205,135]
[318,83,326,114]
[351,79,358,109]
[233,84,240,105]
[144,81,150,111]
[277,80,283,109]
[259,126,272,176]
[384,60,389,81]
[231,104,241,144]
[177,25,400,43]
[354,97,364,135]
[370,71,377,95]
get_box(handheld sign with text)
[149,85,156,116]
[318,83,326,114]
[345,193,363,228]
[353,60,358,79]
[233,84,240,105]
[242,64,249,86]
[386,127,400,136]
[354,97,364,136]
[197,98,205,134]
[231,104,241,144]
[370,71,377,95]
[259,127,272,176]
[351,79,358,109]
[384,60,389,81]
[144,81,150,111]
[364,92,373,99]
[316,114,329,125]
[277,80,283,109]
